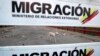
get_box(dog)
[49,32,59,37]
[48,32,59,43]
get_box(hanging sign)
[0,42,100,56]
[0,0,100,27]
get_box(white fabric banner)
[0,42,100,56]
[0,0,100,27]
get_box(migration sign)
[0,42,100,56]
[0,0,100,27]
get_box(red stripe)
[87,50,94,56]
[82,10,99,24]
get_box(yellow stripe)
[80,7,96,22]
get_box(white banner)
[0,42,100,56]
[0,0,100,27]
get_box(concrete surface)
[0,26,100,46]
